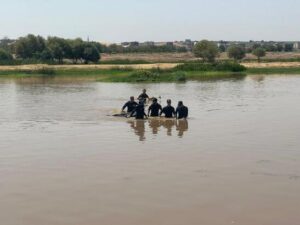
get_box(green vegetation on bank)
[1,61,300,82]
[0,61,247,82]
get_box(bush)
[175,61,246,72]
[227,45,246,61]
[0,49,13,61]
[128,70,160,82]
[214,61,246,72]
[172,71,187,82]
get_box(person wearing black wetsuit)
[160,99,175,118]
[176,101,189,119]
[148,98,162,117]
[138,89,149,103]
[131,101,147,119]
[122,96,138,113]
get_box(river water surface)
[0,75,300,225]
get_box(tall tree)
[227,45,246,61]
[47,37,72,63]
[193,40,219,62]
[82,43,100,63]
[14,34,46,58]
[0,49,13,61]
[252,48,266,62]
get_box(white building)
[293,42,300,50]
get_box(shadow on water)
[127,119,189,141]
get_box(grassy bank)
[247,67,300,74]
[1,62,300,82]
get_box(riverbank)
[1,62,300,82]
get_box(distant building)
[293,42,300,50]
[141,41,155,47]
[130,41,139,47]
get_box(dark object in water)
[112,112,129,118]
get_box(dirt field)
[101,52,300,63]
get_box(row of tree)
[103,44,188,54]
[218,42,294,53]
[1,34,101,63]
[194,40,266,62]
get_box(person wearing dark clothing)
[148,98,162,117]
[122,96,138,113]
[131,101,147,119]
[138,89,149,103]
[160,99,175,118]
[176,101,189,119]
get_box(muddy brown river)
[0,75,300,225]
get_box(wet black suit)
[122,101,138,113]
[138,93,149,103]
[176,106,189,119]
[132,104,147,119]
[148,103,162,117]
[161,105,176,118]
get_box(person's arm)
[148,105,152,117]
[160,108,164,117]
[122,102,127,112]
[173,108,176,118]
[175,107,178,119]
[186,107,189,119]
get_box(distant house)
[140,41,155,47]
[293,42,300,50]
[130,41,139,47]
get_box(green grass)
[247,67,300,74]
[1,63,300,82]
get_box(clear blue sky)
[1,0,300,42]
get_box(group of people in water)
[121,89,189,120]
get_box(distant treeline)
[218,42,294,53]
[0,35,188,64]
[0,35,101,64]
[0,34,298,65]
[103,44,188,54]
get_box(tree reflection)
[128,119,189,141]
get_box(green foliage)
[227,45,246,61]
[172,71,187,81]
[252,48,266,62]
[47,37,72,63]
[82,43,101,63]
[0,49,13,61]
[128,70,160,82]
[175,61,246,72]
[9,35,101,64]
[14,34,46,59]
[104,44,188,54]
[193,40,219,62]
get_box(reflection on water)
[128,119,189,141]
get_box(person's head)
[130,96,135,102]
[178,101,183,107]
[167,99,172,106]
[142,89,146,94]
[153,98,158,103]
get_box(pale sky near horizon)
[1,0,300,42]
